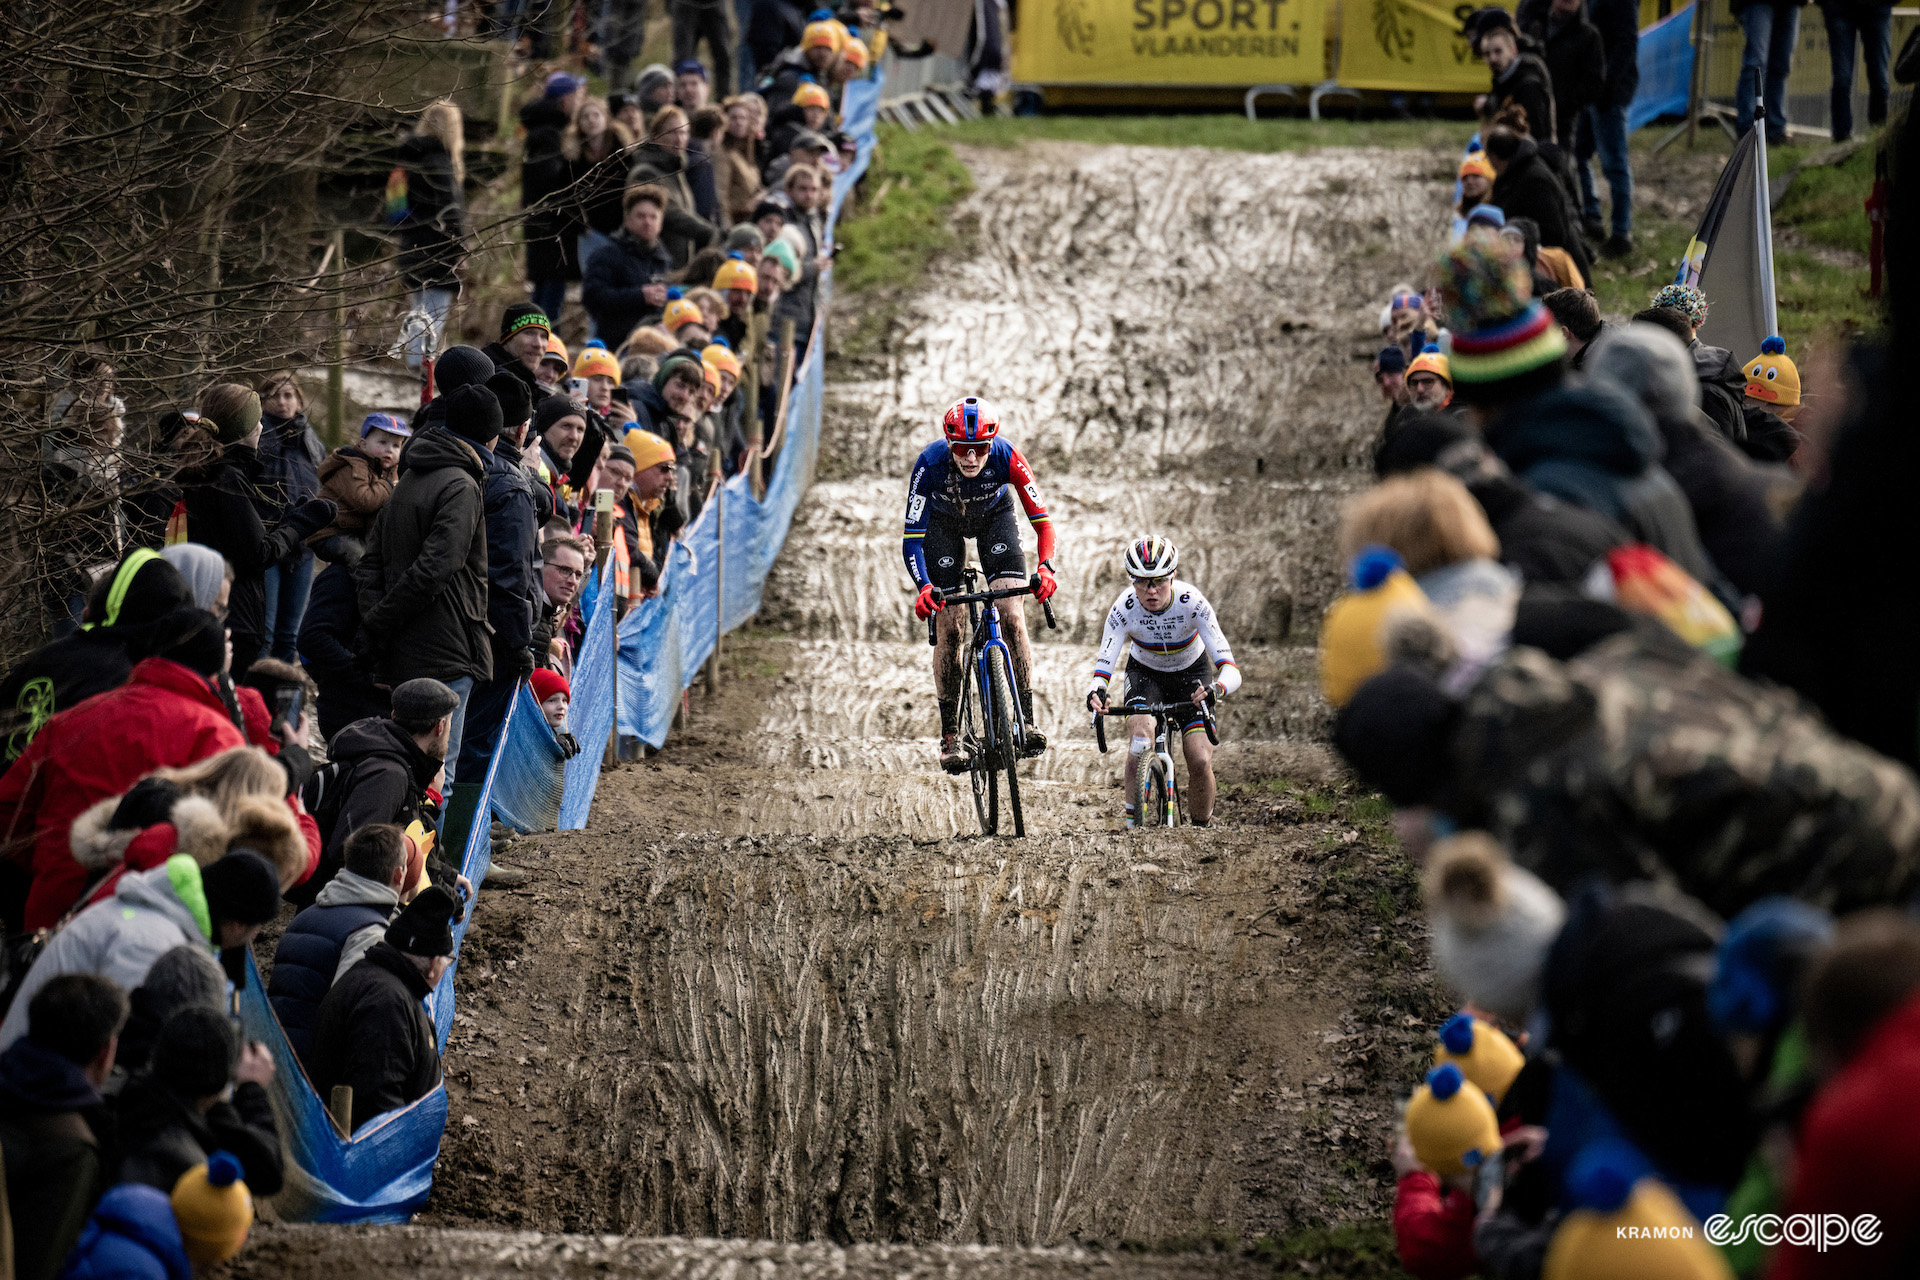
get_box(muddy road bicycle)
[1092,698,1217,828]
[925,568,1057,836]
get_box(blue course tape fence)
[237,63,885,1223]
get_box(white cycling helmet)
[1124,536,1178,580]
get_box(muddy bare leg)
[1123,713,1153,823]
[1183,729,1215,824]
[933,608,965,722]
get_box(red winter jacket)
[1771,991,1920,1280]
[1393,1171,1479,1280]
[0,657,245,929]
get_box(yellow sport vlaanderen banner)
[1013,0,1325,86]
[1337,0,1505,93]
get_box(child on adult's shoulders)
[307,413,411,565]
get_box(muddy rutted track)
[386,139,1449,1264]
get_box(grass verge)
[835,124,976,293]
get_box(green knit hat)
[652,351,706,392]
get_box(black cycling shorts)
[922,503,1026,592]
[1123,655,1214,734]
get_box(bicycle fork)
[974,607,1025,762]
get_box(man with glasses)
[1085,537,1239,829]
[903,397,1059,773]
[533,534,592,675]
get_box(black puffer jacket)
[355,428,491,687]
[1692,341,1752,449]
[1521,6,1607,148]
[1470,471,1629,586]
[308,942,443,1133]
[1488,51,1558,140]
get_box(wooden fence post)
[327,228,346,448]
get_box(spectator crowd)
[0,2,874,1270]
[1348,41,1920,1277]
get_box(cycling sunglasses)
[948,442,991,460]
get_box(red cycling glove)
[1034,564,1059,603]
[914,583,943,619]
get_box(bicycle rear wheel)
[986,646,1025,837]
[961,671,997,835]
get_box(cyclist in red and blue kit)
[904,397,1058,773]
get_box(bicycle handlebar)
[923,574,1057,646]
[1091,697,1218,752]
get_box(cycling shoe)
[1020,725,1048,758]
[939,732,969,774]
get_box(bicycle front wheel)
[1149,758,1177,827]
[961,671,997,835]
[987,645,1025,837]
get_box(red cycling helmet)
[942,397,1000,447]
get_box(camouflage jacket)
[1444,628,1920,917]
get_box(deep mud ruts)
[282,139,1452,1269]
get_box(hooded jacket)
[55,1183,191,1280]
[0,856,215,1051]
[115,1069,283,1198]
[309,717,443,888]
[0,1038,110,1280]
[308,445,395,544]
[64,789,307,921]
[1483,382,1723,588]
[1443,630,1920,919]
[1521,5,1606,147]
[269,867,400,1065]
[356,427,492,687]
[481,436,540,664]
[308,941,443,1134]
[0,657,245,931]
[1488,51,1558,141]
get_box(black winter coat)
[298,561,388,742]
[572,139,636,237]
[1491,140,1593,282]
[1652,412,1784,599]
[482,438,540,664]
[0,630,137,780]
[520,97,578,283]
[1524,9,1608,147]
[312,716,442,876]
[1470,471,1629,586]
[182,443,321,657]
[1587,0,1643,105]
[1691,342,1752,449]
[396,134,467,292]
[747,0,807,72]
[1488,52,1559,140]
[356,428,492,686]
[308,942,442,1133]
[115,1074,283,1197]
[582,230,674,350]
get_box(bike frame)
[1093,699,1217,828]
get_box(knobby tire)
[961,657,996,835]
[987,645,1024,837]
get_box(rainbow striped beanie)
[1434,234,1566,387]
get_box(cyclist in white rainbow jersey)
[1085,537,1241,827]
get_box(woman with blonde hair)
[563,97,637,278]
[65,746,310,919]
[718,94,767,225]
[396,99,469,368]
[1340,470,1519,679]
